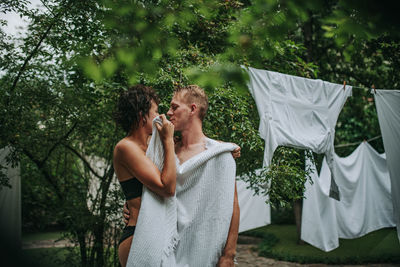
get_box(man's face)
[167,92,191,131]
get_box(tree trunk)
[293,199,305,245]
[93,163,115,267]
[77,230,88,267]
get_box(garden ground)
[22,230,400,267]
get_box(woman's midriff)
[126,197,141,226]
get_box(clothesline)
[351,86,371,91]
[335,135,382,148]
[351,86,381,95]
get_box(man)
[167,85,240,266]
[125,85,240,266]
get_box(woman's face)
[144,100,159,133]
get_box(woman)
[113,84,176,267]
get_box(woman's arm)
[116,115,176,197]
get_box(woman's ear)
[139,112,146,127]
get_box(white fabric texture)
[127,117,237,267]
[237,178,270,233]
[174,138,237,267]
[374,89,400,242]
[127,117,179,267]
[301,142,395,252]
[245,66,352,200]
[0,147,21,247]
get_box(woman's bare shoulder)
[114,138,142,158]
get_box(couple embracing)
[113,84,240,267]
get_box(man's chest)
[176,146,206,164]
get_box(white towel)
[127,117,179,267]
[175,138,237,267]
[127,117,237,266]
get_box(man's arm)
[218,182,240,267]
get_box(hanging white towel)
[236,178,271,233]
[127,117,238,267]
[374,89,400,242]
[301,142,395,252]
[244,66,352,200]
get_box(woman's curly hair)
[114,84,160,133]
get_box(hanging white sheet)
[245,66,352,200]
[374,89,400,242]
[236,179,270,233]
[301,142,395,251]
[0,147,21,247]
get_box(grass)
[21,247,79,267]
[242,225,400,264]
[22,231,66,242]
[20,232,77,267]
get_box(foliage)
[241,147,315,208]
[323,0,400,44]
[1,1,124,266]
[1,0,399,266]
[21,247,82,267]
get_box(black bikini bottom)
[119,225,136,245]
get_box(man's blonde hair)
[174,85,208,121]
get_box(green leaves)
[185,63,249,94]
[241,147,315,208]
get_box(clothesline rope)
[335,135,382,148]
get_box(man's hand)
[232,146,241,159]
[123,202,130,225]
[217,255,235,267]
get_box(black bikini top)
[119,178,143,200]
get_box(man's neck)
[176,124,206,164]
[179,122,205,148]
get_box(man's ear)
[190,103,197,114]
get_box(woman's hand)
[123,202,130,225]
[156,114,174,142]
[216,140,241,159]
[232,146,241,159]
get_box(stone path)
[235,243,399,267]
[22,236,399,267]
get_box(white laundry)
[301,142,395,252]
[127,117,238,267]
[245,66,352,200]
[236,178,271,233]
[374,89,400,242]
